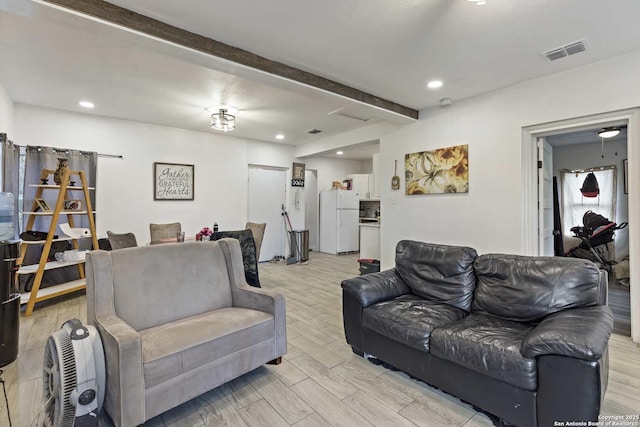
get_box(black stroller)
[567,210,627,272]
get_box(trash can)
[358,259,380,275]
[288,230,309,262]
[0,240,20,367]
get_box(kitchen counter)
[359,222,380,228]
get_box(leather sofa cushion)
[140,307,274,388]
[395,240,478,311]
[430,313,537,391]
[472,254,601,322]
[363,294,467,352]
[522,305,614,360]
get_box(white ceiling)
[2,0,640,159]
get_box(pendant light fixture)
[597,127,620,139]
[208,106,237,132]
[597,127,620,158]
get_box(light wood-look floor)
[2,251,639,426]
[609,280,632,336]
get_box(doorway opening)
[522,109,639,342]
[542,128,630,335]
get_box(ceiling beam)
[39,0,419,120]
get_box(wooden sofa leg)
[267,357,282,365]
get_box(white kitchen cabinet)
[359,224,380,260]
[348,174,373,199]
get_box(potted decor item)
[53,158,69,185]
[196,226,213,241]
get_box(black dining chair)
[210,229,261,287]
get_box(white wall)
[360,159,373,174]
[246,140,304,230]
[13,104,364,249]
[14,104,258,244]
[303,157,363,192]
[380,105,523,264]
[379,51,640,342]
[379,50,640,270]
[245,141,362,231]
[553,139,629,259]
[0,83,14,136]
[5,88,395,264]
[247,140,294,168]
[295,122,400,158]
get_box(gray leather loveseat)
[342,240,613,427]
[86,239,286,426]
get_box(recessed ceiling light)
[336,151,344,155]
[427,80,443,89]
[275,134,285,140]
[79,101,94,109]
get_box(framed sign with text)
[291,162,305,187]
[154,162,194,200]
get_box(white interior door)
[538,138,554,256]
[304,169,318,251]
[248,167,286,262]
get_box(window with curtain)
[560,166,617,253]
[19,146,98,292]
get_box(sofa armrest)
[95,314,145,426]
[220,237,286,357]
[341,268,410,307]
[232,284,286,316]
[232,284,287,358]
[522,305,613,361]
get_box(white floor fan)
[41,319,105,426]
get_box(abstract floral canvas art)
[405,144,469,195]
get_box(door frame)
[521,108,640,343]
[304,169,319,251]
[538,138,554,256]
[248,164,288,261]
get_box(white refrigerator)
[319,190,360,254]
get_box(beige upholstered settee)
[85,239,287,426]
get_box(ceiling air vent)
[543,39,587,62]
[306,128,322,134]
[564,41,586,56]
[544,48,567,61]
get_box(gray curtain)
[1,133,20,239]
[20,146,97,291]
[23,146,97,233]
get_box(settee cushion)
[395,240,478,311]
[430,313,537,391]
[139,307,274,388]
[363,294,467,352]
[472,254,601,322]
[110,242,234,331]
